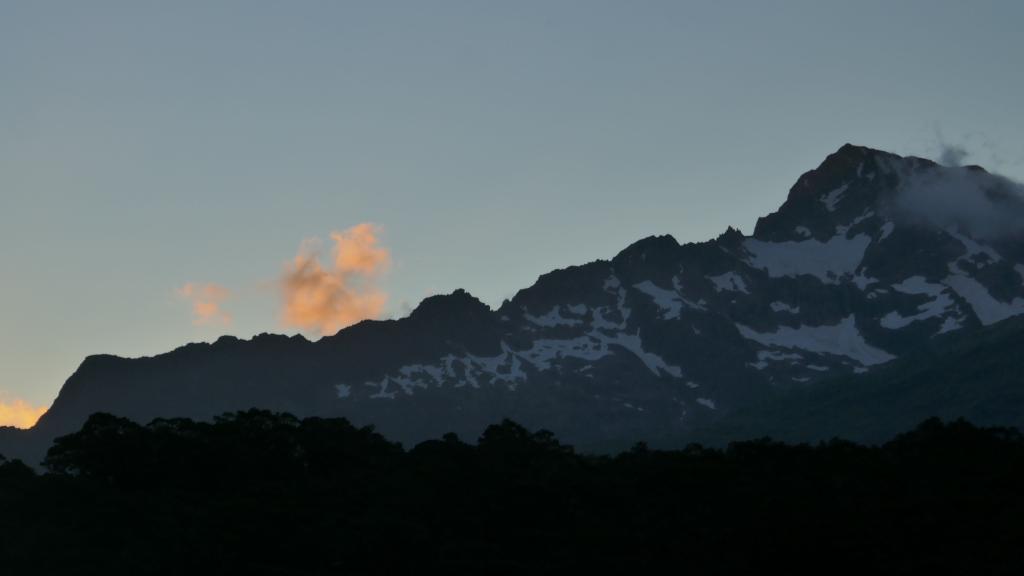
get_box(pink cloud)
[281,223,391,335]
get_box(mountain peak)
[716,226,745,247]
[834,142,877,157]
[613,234,679,263]
[751,144,907,241]
[791,143,898,201]
[829,142,897,165]
[410,289,492,323]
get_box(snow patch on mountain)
[708,271,750,294]
[356,343,532,400]
[367,378,398,399]
[598,331,683,378]
[567,303,588,315]
[743,234,872,284]
[590,275,634,330]
[525,305,584,327]
[398,363,445,385]
[349,321,686,402]
[673,277,708,311]
[696,398,716,410]
[938,316,962,334]
[879,221,895,241]
[521,335,611,369]
[770,301,800,314]
[633,280,706,319]
[852,269,878,290]
[947,228,1002,264]
[736,315,895,366]
[592,308,623,331]
[821,183,849,212]
[465,346,527,388]
[633,280,684,319]
[519,328,686,378]
[749,349,803,370]
[880,276,961,331]
[836,210,874,236]
[943,273,1024,326]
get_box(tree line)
[2,411,1023,574]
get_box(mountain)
[5,143,1024,462]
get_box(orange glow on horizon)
[0,399,48,429]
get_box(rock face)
[7,143,1024,459]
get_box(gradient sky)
[2,1,1023,414]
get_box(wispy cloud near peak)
[177,283,233,326]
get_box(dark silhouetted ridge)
[409,289,492,324]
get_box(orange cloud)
[0,399,48,429]
[281,223,390,335]
[331,223,391,274]
[177,283,233,326]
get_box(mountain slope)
[694,313,1024,445]
[5,143,1024,461]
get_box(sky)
[2,0,1023,422]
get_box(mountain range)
[5,143,1024,462]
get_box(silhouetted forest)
[2,411,1023,574]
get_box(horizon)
[4,1,1024,424]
